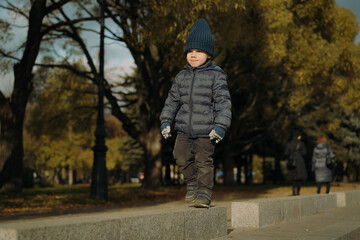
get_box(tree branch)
[41,6,140,139]
[45,0,72,15]
[41,17,100,36]
[35,62,93,80]
[0,1,29,20]
[0,49,21,62]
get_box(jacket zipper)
[188,70,195,137]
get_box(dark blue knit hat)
[184,18,214,57]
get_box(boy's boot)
[185,181,197,203]
[193,189,212,208]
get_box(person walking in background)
[312,136,336,194]
[285,130,307,196]
[159,18,232,208]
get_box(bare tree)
[0,0,72,191]
[1,0,184,190]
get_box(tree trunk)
[262,157,266,184]
[273,155,282,184]
[249,153,253,184]
[140,126,162,189]
[245,153,253,185]
[0,91,26,191]
[0,0,47,192]
[68,165,74,185]
[164,162,171,186]
[244,153,249,184]
[223,143,235,184]
[236,163,242,185]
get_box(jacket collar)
[316,142,328,149]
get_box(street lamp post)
[90,0,108,201]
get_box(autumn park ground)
[1,181,360,223]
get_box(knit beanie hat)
[184,18,214,57]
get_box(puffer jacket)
[312,142,335,182]
[160,60,231,138]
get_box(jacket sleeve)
[213,72,232,130]
[160,77,181,124]
[328,145,335,159]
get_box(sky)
[1,1,360,97]
[336,0,360,42]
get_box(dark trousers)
[173,133,215,192]
[292,180,302,195]
[317,182,331,194]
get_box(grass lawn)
[0,183,186,216]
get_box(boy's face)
[186,49,209,68]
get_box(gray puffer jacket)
[312,142,335,182]
[160,60,232,138]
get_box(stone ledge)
[231,190,360,229]
[0,206,227,240]
[334,190,360,208]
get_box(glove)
[209,126,225,143]
[161,122,171,139]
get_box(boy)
[160,18,232,208]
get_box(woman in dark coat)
[312,136,335,194]
[285,130,307,196]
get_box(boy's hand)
[209,126,225,143]
[161,122,171,139]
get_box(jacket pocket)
[203,106,214,124]
[175,106,186,124]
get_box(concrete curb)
[0,206,227,240]
[214,202,360,240]
[231,190,360,228]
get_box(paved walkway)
[214,202,360,240]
